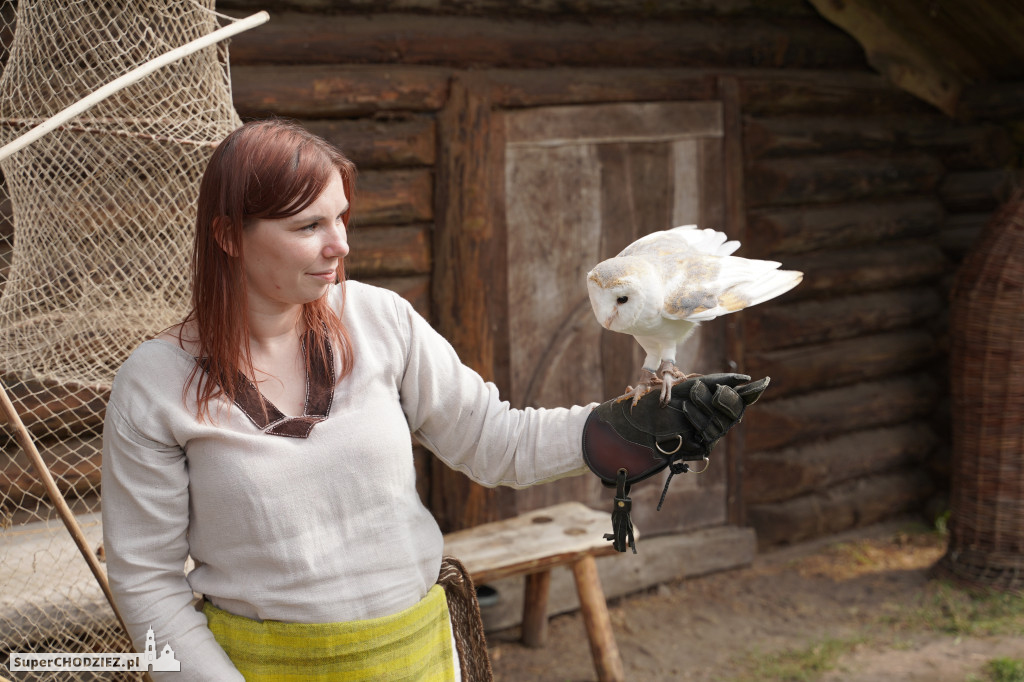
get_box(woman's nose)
[324,225,349,258]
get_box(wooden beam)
[488,68,717,108]
[746,153,944,208]
[743,421,937,505]
[744,373,939,452]
[356,169,433,226]
[939,168,1021,213]
[226,12,863,71]
[743,287,943,352]
[231,65,451,118]
[745,330,938,400]
[737,69,933,117]
[301,116,435,168]
[806,0,972,115]
[346,224,431,279]
[430,73,515,530]
[745,198,943,257]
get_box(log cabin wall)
[2,1,1020,544]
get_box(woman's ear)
[212,216,238,256]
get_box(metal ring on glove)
[691,456,711,474]
[655,435,683,455]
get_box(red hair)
[184,118,356,422]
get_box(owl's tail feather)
[739,268,804,308]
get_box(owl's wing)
[661,253,803,322]
[618,224,740,260]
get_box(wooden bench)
[443,502,631,682]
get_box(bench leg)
[572,555,625,682]
[521,570,551,648]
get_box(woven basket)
[934,191,1024,591]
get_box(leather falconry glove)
[582,373,769,553]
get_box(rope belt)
[203,584,455,681]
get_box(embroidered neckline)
[201,332,335,439]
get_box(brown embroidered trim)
[199,332,335,439]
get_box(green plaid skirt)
[203,584,455,681]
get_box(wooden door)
[503,101,730,536]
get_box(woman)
[102,118,760,681]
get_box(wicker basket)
[934,191,1024,591]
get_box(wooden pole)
[520,570,552,648]
[0,11,269,162]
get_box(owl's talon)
[656,361,697,406]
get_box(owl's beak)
[603,311,617,329]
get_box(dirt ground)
[485,518,1024,682]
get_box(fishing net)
[0,1,245,678]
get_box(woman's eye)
[302,222,318,231]
[617,296,629,304]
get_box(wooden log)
[355,169,433,226]
[301,116,435,168]
[745,330,938,399]
[743,421,938,505]
[0,374,109,438]
[0,192,11,240]
[487,68,717,108]
[744,198,942,257]
[780,242,948,301]
[737,69,935,117]
[746,153,944,208]
[2,435,102,506]
[231,65,451,118]
[743,287,943,352]
[939,168,1021,213]
[351,275,430,321]
[217,0,818,19]
[747,469,935,547]
[958,80,1024,122]
[744,116,1014,170]
[346,224,431,278]
[226,12,864,70]
[938,212,991,261]
[744,373,939,452]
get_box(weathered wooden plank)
[488,68,717,108]
[301,116,435,168]
[431,73,516,530]
[745,330,937,399]
[231,65,451,118]
[743,421,938,505]
[743,373,939,452]
[780,242,948,301]
[346,224,431,278]
[227,12,863,70]
[744,116,1014,170]
[443,503,618,583]
[352,275,430,321]
[355,169,433,226]
[744,287,943,352]
[0,192,11,240]
[0,374,109,438]
[218,0,818,18]
[746,153,944,208]
[747,469,935,547]
[737,69,935,117]
[939,168,1021,213]
[744,198,942,257]
[2,435,102,506]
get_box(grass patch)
[727,637,864,682]
[986,657,1024,682]
[887,582,1024,637]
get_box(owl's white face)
[586,262,647,333]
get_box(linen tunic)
[101,281,593,681]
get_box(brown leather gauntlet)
[582,374,769,552]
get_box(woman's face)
[241,170,350,315]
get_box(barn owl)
[587,224,802,406]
